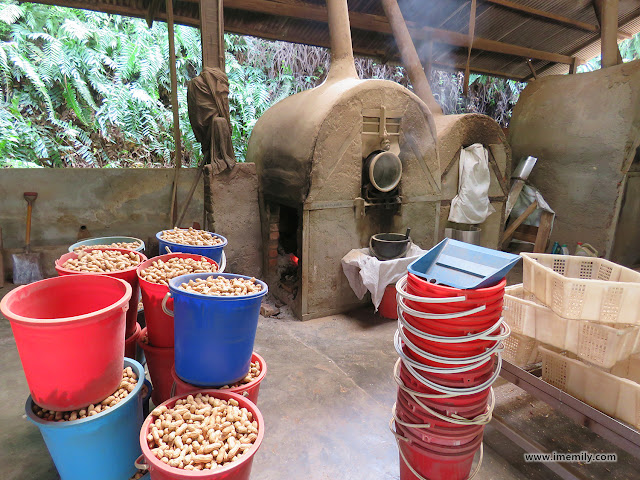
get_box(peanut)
[32,367,138,422]
[75,241,141,253]
[140,256,218,286]
[146,393,257,470]
[161,227,223,246]
[62,249,141,273]
[179,276,262,297]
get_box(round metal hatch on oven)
[366,151,402,192]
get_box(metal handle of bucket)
[396,274,469,304]
[396,328,503,368]
[394,330,495,374]
[165,245,172,254]
[396,291,486,321]
[162,292,174,317]
[134,454,149,471]
[401,353,503,396]
[219,251,226,273]
[398,308,510,343]
[393,358,457,400]
[389,416,484,480]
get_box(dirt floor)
[0,283,638,479]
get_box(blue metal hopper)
[407,238,521,289]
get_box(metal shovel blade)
[12,252,44,285]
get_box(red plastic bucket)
[138,390,264,480]
[378,284,398,319]
[0,275,131,411]
[407,273,505,303]
[55,248,147,337]
[396,421,482,480]
[397,388,490,427]
[136,253,219,348]
[171,352,266,404]
[395,401,484,446]
[402,305,502,336]
[137,328,174,406]
[125,322,141,359]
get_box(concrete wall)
[0,168,204,277]
[509,60,640,258]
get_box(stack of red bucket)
[391,273,509,480]
[135,253,220,405]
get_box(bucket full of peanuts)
[137,253,220,348]
[55,248,147,337]
[157,228,227,266]
[170,352,267,404]
[162,273,267,387]
[25,359,146,480]
[137,391,264,480]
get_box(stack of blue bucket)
[156,229,267,389]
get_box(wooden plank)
[512,224,538,243]
[569,56,581,74]
[200,0,225,68]
[146,0,162,27]
[487,148,509,196]
[463,0,477,97]
[441,150,461,181]
[167,0,182,227]
[501,200,538,248]
[534,210,554,253]
[526,59,537,79]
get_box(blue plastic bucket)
[156,230,227,265]
[25,359,146,480]
[68,236,145,254]
[164,273,267,387]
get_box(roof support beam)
[463,0,477,96]
[223,0,576,65]
[200,0,225,68]
[146,0,162,27]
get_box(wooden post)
[200,0,224,69]
[422,39,433,81]
[593,0,621,68]
[380,0,442,115]
[167,0,182,227]
[463,0,477,97]
[526,59,537,79]
[569,57,580,74]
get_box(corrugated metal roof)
[27,0,640,80]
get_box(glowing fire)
[289,254,299,266]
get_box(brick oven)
[247,0,510,320]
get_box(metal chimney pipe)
[326,0,359,81]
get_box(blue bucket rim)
[155,230,228,250]
[168,272,268,300]
[25,358,145,428]
[68,236,145,253]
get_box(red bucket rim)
[397,389,490,420]
[55,248,147,276]
[407,273,506,298]
[396,421,484,454]
[171,352,267,395]
[0,275,132,325]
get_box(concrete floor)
[0,285,638,479]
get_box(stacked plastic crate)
[503,253,640,429]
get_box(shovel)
[12,192,44,285]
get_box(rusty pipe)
[380,0,442,115]
[326,0,358,81]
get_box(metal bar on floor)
[500,359,640,458]
[488,415,590,480]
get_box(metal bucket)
[444,225,481,246]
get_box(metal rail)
[496,359,640,460]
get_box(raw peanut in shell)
[161,227,224,246]
[62,249,141,273]
[179,276,262,296]
[140,256,218,286]
[146,393,258,470]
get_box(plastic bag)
[448,143,495,224]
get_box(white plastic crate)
[502,333,541,367]
[521,253,640,324]
[540,346,640,429]
[504,284,640,368]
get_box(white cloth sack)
[341,244,427,310]
[448,143,495,224]
[510,184,555,227]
